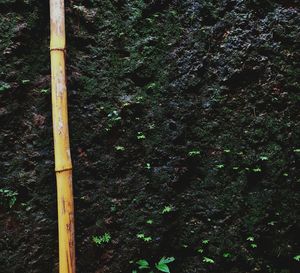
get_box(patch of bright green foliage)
[137,233,152,242]
[0,188,18,208]
[133,256,175,273]
[92,232,111,245]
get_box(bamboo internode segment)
[50,0,75,273]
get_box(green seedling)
[92,232,111,245]
[137,132,146,140]
[115,145,125,151]
[223,252,231,258]
[252,167,261,172]
[162,205,173,214]
[188,150,201,156]
[155,257,175,273]
[294,255,300,262]
[203,257,214,264]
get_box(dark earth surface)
[0,0,300,272]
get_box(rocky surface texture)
[0,0,300,272]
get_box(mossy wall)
[0,1,299,272]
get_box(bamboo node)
[50,47,66,52]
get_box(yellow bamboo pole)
[50,1,75,272]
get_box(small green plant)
[0,82,11,93]
[268,221,276,226]
[224,149,231,153]
[260,156,268,161]
[136,259,150,269]
[202,239,209,245]
[188,150,201,156]
[197,248,204,253]
[155,257,175,273]
[146,82,158,90]
[145,163,151,170]
[223,252,231,258]
[216,164,224,169]
[162,205,173,214]
[146,219,153,224]
[137,233,152,242]
[137,132,146,140]
[252,167,261,172]
[115,145,125,151]
[22,79,30,84]
[247,236,254,242]
[40,88,50,94]
[233,166,239,170]
[293,255,300,261]
[0,189,18,208]
[133,257,175,273]
[106,110,121,130]
[293,149,300,153]
[247,236,257,248]
[92,232,111,245]
[203,257,215,264]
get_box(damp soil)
[0,1,300,273]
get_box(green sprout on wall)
[133,257,175,273]
[137,132,146,140]
[197,248,204,253]
[294,255,300,262]
[0,188,18,208]
[162,205,173,214]
[137,233,152,242]
[202,239,209,245]
[0,82,11,93]
[188,150,201,156]
[203,257,215,264]
[223,252,231,258]
[92,232,111,245]
[247,236,257,248]
[115,145,125,151]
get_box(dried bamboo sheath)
[50,0,75,272]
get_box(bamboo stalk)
[49,1,75,272]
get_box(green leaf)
[155,263,170,273]
[203,257,215,264]
[0,82,11,92]
[294,255,300,261]
[247,236,254,242]
[197,248,204,253]
[136,259,149,269]
[158,257,175,264]
[143,236,152,242]
[223,252,231,258]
